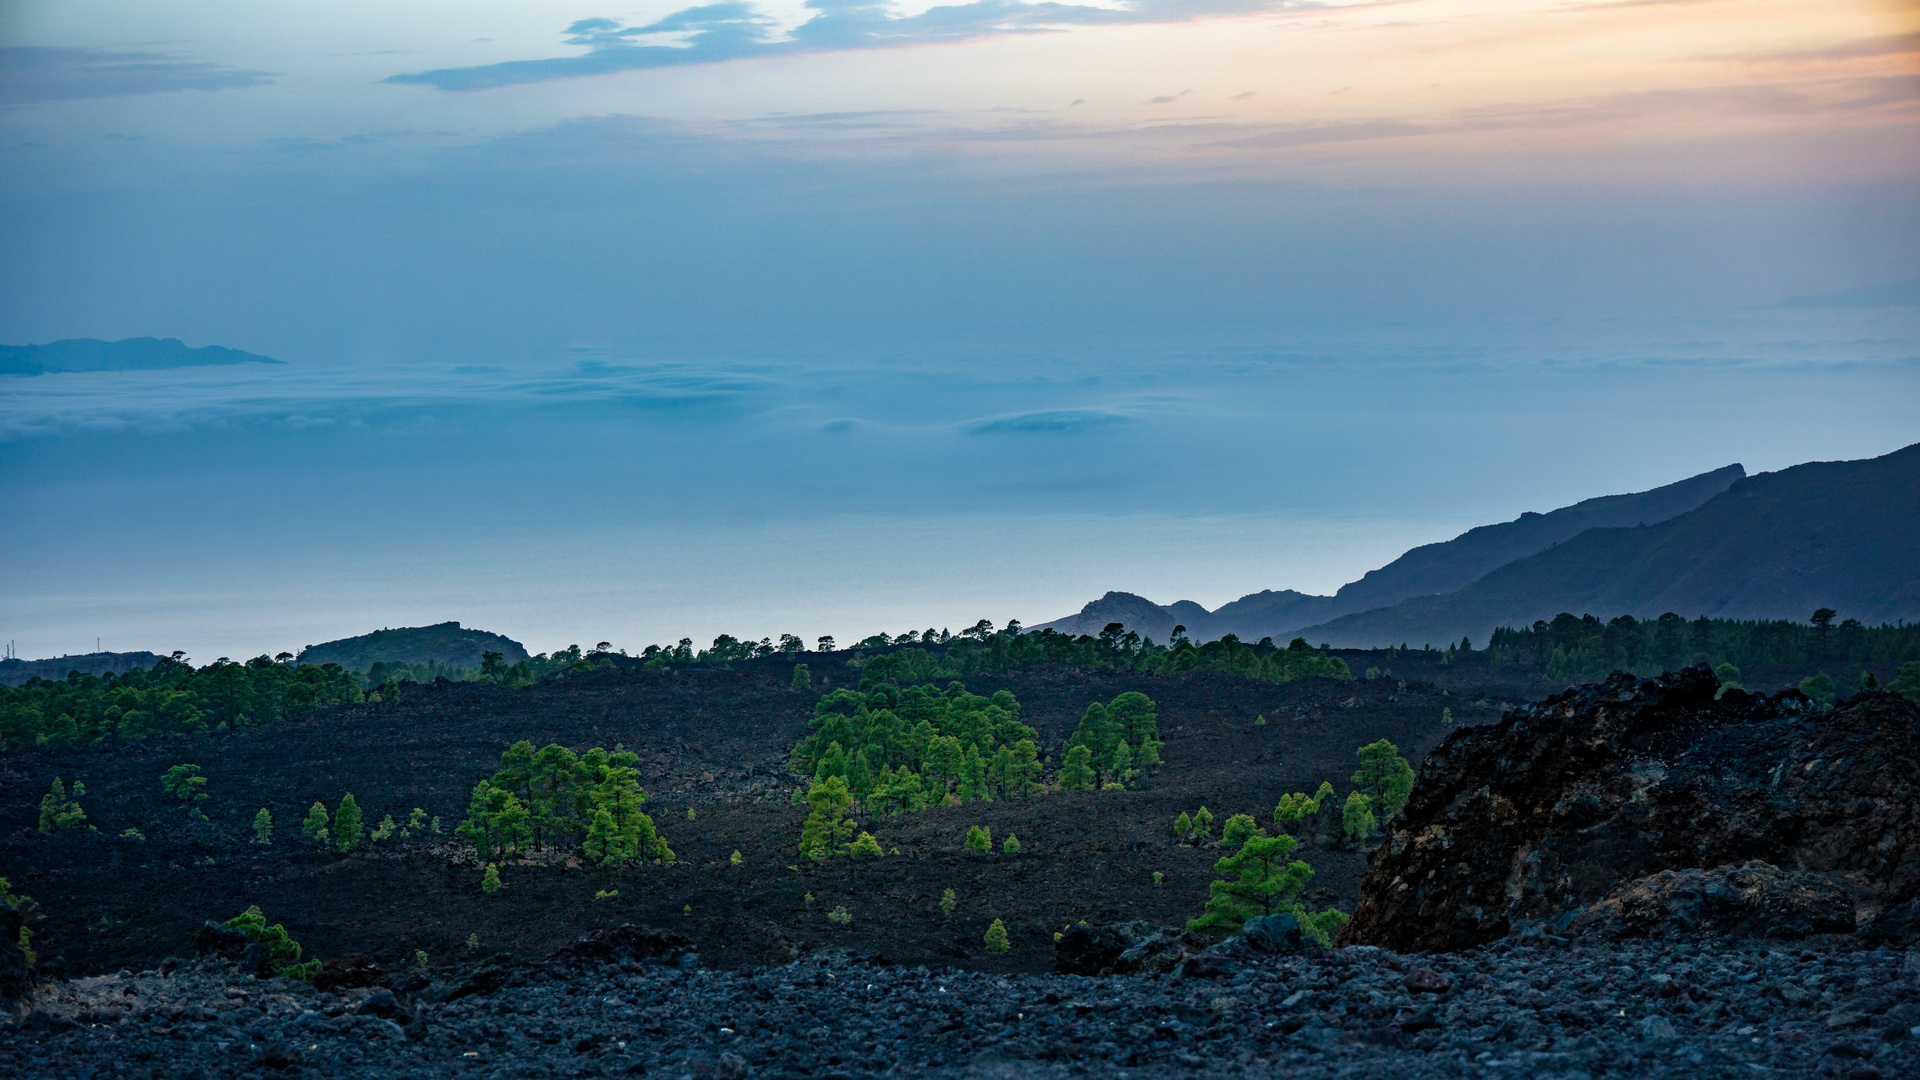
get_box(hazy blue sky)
[2,0,1917,660]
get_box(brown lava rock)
[1340,665,1920,952]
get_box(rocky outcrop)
[1340,667,1920,952]
[0,898,31,1004]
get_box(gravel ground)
[6,938,1919,1080]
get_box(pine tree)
[161,764,209,819]
[1058,745,1095,791]
[1441,707,1454,726]
[797,776,856,860]
[1174,810,1193,837]
[1108,740,1134,786]
[252,808,273,846]
[940,888,957,918]
[1221,813,1262,847]
[37,778,86,833]
[849,831,883,858]
[984,918,1010,954]
[1193,806,1214,838]
[1002,834,1020,854]
[302,801,331,849]
[1351,740,1414,820]
[457,780,532,861]
[964,825,992,853]
[957,745,989,804]
[334,793,364,852]
[791,663,812,690]
[1185,834,1314,938]
[481,864,502,894]
[1343,792,1376,844]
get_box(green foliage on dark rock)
[226,905,320,980]
[459,741,670,866]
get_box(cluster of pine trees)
[839,627,1352,686]
[457,741,674,866]
[1487,611,1920,685]
[0,654,362,751]
[791,682,1045,811]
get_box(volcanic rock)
[312,953,386,993]
[0,897,31,1003]
[1570,861,1856,939]
[1340,666,1920,952]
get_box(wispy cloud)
[386,1,1323,91]
[961,407,1133,433]
[0,47,275,104]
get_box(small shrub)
[964,825,992,853]
[1441,707,1454,726]
[369,815,396,844]
[849,831,883,858]
[1254,713,1266,726]
[1152,871,1164,886]
[37,777,87,833]
[161,765,209,819]
[791,663,812,690]
[827,906,852,928]
[730,849,744,866]
[940,888,957,918]
[1192,807,1213,838]
[984,918,1010,954]
[595,889,619,901]
[430,815,442,835]
[224,905,317,980]
[302,802,331,849]
[334,793,364,852]
[120,827,146,842]
[481,864,502,894]
[1173,811,1192,837]
[687,808,697,820]
[252,808,273,846]
[1221,813,1262,847]
[804,891,815,907]
[683,904,692,915]
[1002,834,1020,854]
[0,877,36,965]
[1343,792,1376,843]
[404,808,429,837]
[465,932,479,952]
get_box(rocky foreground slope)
[5,930,1919,1079]
[6,668,1918,1077]
[1342,668,1920,953]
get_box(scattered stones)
[5,936,1916,1079]
[1404,967,1451,994]
[313,953,386,993]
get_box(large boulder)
[1340,667,1920,952]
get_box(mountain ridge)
[1035,462,1746,642]
[0,336,282,375]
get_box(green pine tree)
[252,808,273,846]
[161,764,209,819]
[1108,740,1134,786]
[1343,792,1376,844]
[1058,744,1095,791]
[334,793,364,852]
[1174,810,1193,837]
[1192,806,1214,838]
[1185,833,1314,938]
[964,824,992,853]
[791,663,812,690]
[1001,834,1020,854]
[37,778,87,833]
[1221,813,1263,847]
[481,863,502,894]
[983,918,1010,954]
[301,801,331,849]
[1351,740,1414,820]
[939,888,957,918]
[797,776,856,860]
[1441,707,1454,725]
[849,831,883,858]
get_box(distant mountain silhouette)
[1297,442,1920,647]
[1035,463,1745,642]
[0,650,165,688]
[0,336,281,375]
[297,622,528,670]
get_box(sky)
[2,0,1918,661]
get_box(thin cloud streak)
[0,47,276,103]
[385,0,1330,91]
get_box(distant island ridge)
[0,336,281,376]
[1039,443,1920,648]
[1,624,528,687]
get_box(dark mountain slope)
[296,621,528,670]
[1299,442,1920,647]
[0,651,164,688]
[1328,463,1746,613]
[0,336,281,375]
[1034,463,1744,642]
